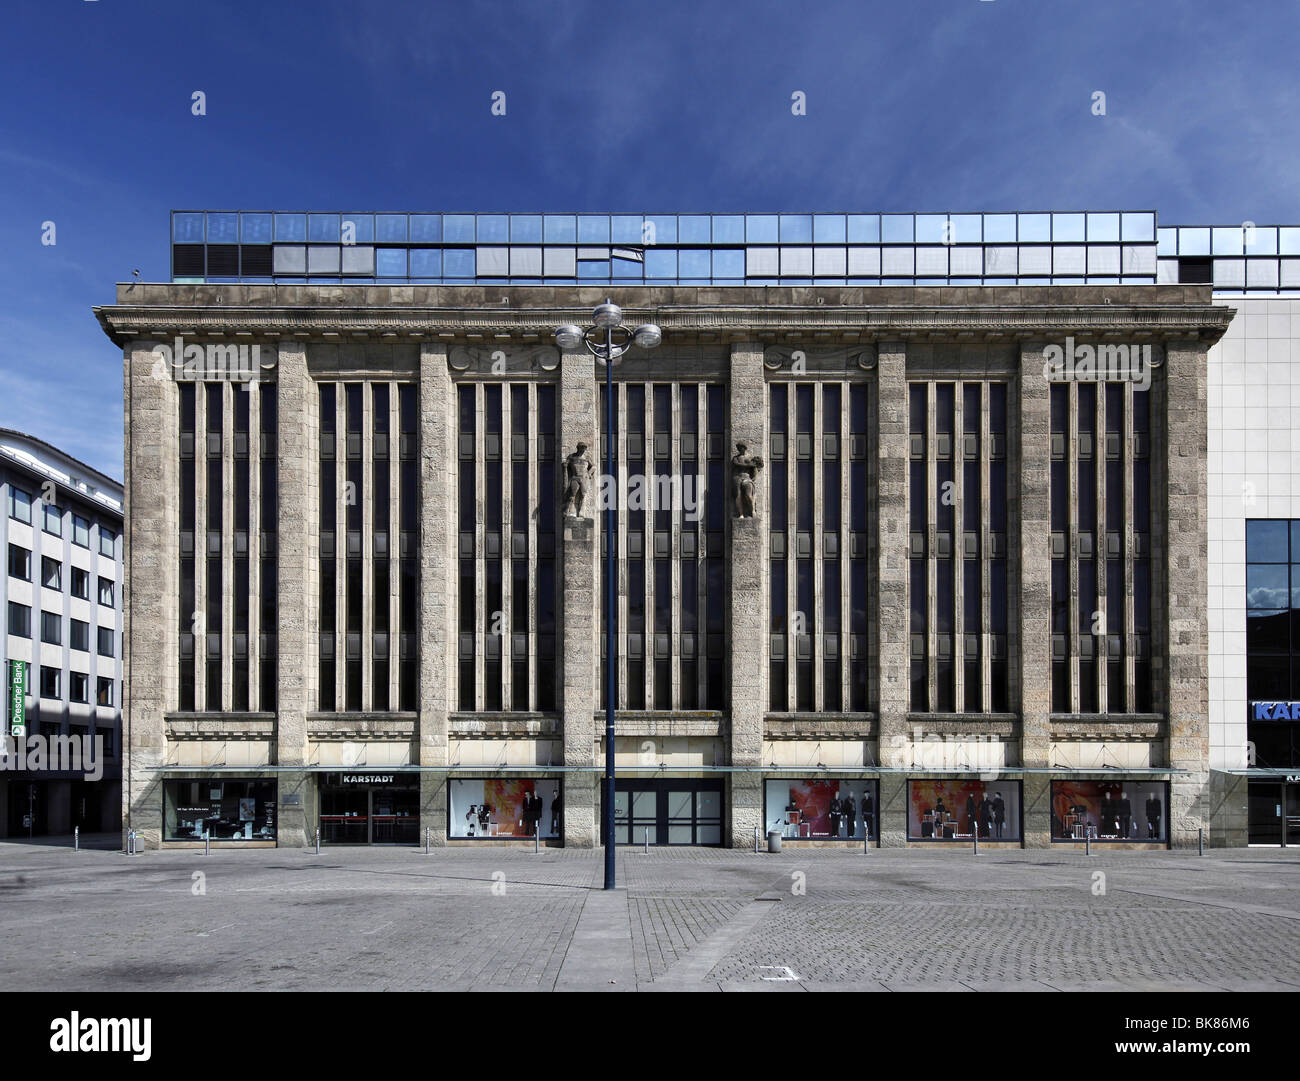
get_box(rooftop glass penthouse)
[170,210,1300,294]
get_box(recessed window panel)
[813,214,846,243]
[508,215,542,243]
[475,215,507,243]
[679,216,711,243]
[713,215,744,243]
[1053,213,1085,242]
[376,248,406,277]
[746,215,778,243]
[1086,213,1119,242]
[376,214,408,243]
[409,249,441,277]
[1018,214,1051,242]
[881,214,914,243]
[341,245,375,275]
[915,215,950,244]
[578,260,610,279]
[578,215,610,243]
[1245,226,1278,255]
[1249,520,1290,562]
[273,246,306,274]
[1248,564,1289,609]
[443,249,475,277]
[847,215,881,243]
[645,250,677,278]
[1179,227,1210,256]
[713,249,744,278]
[307,246,340,274]
[779,214,812,243]
[1212,227,1244,255]
[1279,228,1300,256]
[984,214,1017,243]
[543,247,576,277]
[274,213,306,242]
[544,214,576,242]
[206,213,237,243]
[443,215,474,243]
[173,212,205,242]
[341,214,374,243]
[611,215,642,244]
[308,214,340,242]
[240,213,272,243]
[1121,213,1155,242]
[747,247,779,276]
[780,247,812,276]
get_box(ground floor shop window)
[764,779,878,840]
[1050,779,1166,841]
[449,778,560,839]
[908,779,1020,841]
[319,773,419,844]
[164,779,276,841]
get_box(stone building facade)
[98,280,1230,849]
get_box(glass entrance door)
[609,779,725,846]
[320,786,369,844]
[1248,782,1282,845]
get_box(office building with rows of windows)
[97,209,1300,849]
[2,429,123,836]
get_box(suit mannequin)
[829,793,844,839]
[1118,790,1133,838]
[978,795,992,838]
[843,795,857,838]
[1145,793,1161,839]
[965,793,977,835]
[1100,792,1115,836]
[992,792,1006,838]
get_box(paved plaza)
[2,840,1299,992]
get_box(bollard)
[125,829,135,856]
[1199,828,1204,856]
[1085,829,1092,857]
[425,826,430,855]
[754,826,761,854]
[205,833,210,857]
[973,827,979,856]
[864,827,869,854]
[643,827,649,855]
[74,826,79,852]
[314,828,320,855]
[534,825,540,854]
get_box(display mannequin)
[550,788,562,836]
[842,793,857,839]
[520,791,534,836]
[978,794,992,838]
[965,793,977,835]
[1100,790,1116,836]
[829,792,844,839]
[862,792,875,838]
[1145,792,1161,839]
[992,792,1006,838]
[1118,790,1133,838]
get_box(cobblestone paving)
[1,841,1298,990]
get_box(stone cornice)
[95,295,1234,348]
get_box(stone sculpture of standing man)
[562,442,595,518]
[731,441,765,518]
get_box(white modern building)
[1,429,123,836]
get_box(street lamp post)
[555,301,661,889]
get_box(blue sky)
[1,0,1296,480]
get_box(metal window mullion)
[669,382,682,711]
[248,382,261,709]
[221,381,234,712]
[926,382,938,709]
[1123,381,1136,710]
[194,383,208,711]
[388,383,401,710]
[786,381,797,709]
[475,381,486,712]
[526,381,538,713]
[361,383,374,711]
[1095,383,1108,713]
[1066,380,1079,714]
[812,381,824,710]
[840,380,851,711]
[953,381,965,712]
[697,385,709,708]
[500,383,513,712]
[335,384,347,711]
[980,382,992,711]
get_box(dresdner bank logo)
[49,1012,151,1061]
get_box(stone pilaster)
[1017,342,1052,847]
[275,342,316,846]
[559,350,598,847]
[1163,341,1209,847]
[874,342,908,847]
[728,343,767,846]
[122,341,178,849]
[419,345,454,843]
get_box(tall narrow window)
[319,383,337,711]
[178,383,196,711]
[233,389,250,711]
[398,384,418,710]
[372,383,391,712]
[259,386,277,711]
[345,383,364,711]
[205,384,223,709]
[909,384,928,711]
